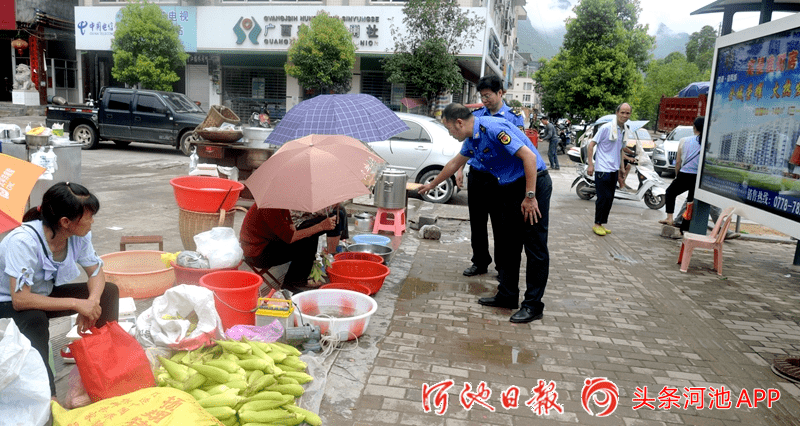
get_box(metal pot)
[346,243,394,264]
[354,213,374,232]
[374,168,407,209]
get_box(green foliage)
[384,0,484,114]
[285,11,356,95]
[537,0,649,121]
[111,0,188,91]
[637,53,703,126]
[508,99,523,108]
[686,25,718,75]
[384,38,463,108]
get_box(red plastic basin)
[326,260,390,295]
[170,176,244,213]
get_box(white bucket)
[291,289,377,341]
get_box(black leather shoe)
[478,296,518,309]
[463,264,488,276]
[509,307,543,323]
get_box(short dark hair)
[477,76,503,93]
[23,182,100,234]
[442,103,473,121]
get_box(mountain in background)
[652,23,689,59]
[515,20,690,62]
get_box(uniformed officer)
[419,103,551,324]
[459,76,525,279]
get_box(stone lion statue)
[13,64,35,91]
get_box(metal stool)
[244,260,284,294]
[372,207,406,236]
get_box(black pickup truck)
[46,87,205,155]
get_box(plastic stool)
[372,207,406,236]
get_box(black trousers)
[665,172,698,214]
[494,172,552,313]
[467,169,501,270]
[0,282,119,397]
[245,207,348,286]
[594,171,618,225]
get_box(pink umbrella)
[244,134,386,213]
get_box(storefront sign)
[697,13,800,238]
[75,6,197,52]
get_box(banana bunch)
[156,338,320,426]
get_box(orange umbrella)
[0,154,46,233]
[245,134,386,213]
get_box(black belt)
[538,169,548,178]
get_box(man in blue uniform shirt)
[459,76,525,278]
[419,103,551,323]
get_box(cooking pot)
[374,168,407,209]
[354,213,374,232]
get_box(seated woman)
[0,182,119,399]
[239,203,348,289]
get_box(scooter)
[249,102,271,128]
[568,145,667,210]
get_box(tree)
[536,0,651,121]
[637,53,703,125]
[686,25,717,76]
[285,11,356,96]
[111,1,188,91]
[508,99,523,108]
[383,0,484,114]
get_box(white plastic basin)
[291,289,377,341]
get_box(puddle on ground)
[396,277,494,300]
[453,337,537,367]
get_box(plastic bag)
[177,250,210,269]
[29,146,57,180]
[64,367,91,409]
[136,284,224,350]
[225,320,284,342]
[69,321,155,403]
[0,318,51,426]
[51,387,224,426]
[194,226,243,269]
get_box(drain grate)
[772,356,800,384]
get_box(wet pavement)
[7,114,795,425]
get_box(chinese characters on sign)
[232,15,380,48]
[421,378,781,416]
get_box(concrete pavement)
[12,119,796,425]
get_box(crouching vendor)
[0,182,119,398]
[240,203,348,289]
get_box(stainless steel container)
[374,168,408,209]
[346,243,394,264]
[26,134,51,147]
[354,213,374,232]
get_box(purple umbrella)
[265,94,409,145]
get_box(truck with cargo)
[45,87,205,154]
[656,93,708,134]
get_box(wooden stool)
[120,235,164,251]
[372,207,406,236]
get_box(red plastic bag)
[683,201,694,221]
[68,321,155,402]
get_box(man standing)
[418,103,551,323]
[459,76,524,277]
[587,103,631,236]
[540,116,559,170]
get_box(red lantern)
[11,39,28,56]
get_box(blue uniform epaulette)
[510,109,522,117]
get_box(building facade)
[15,0,527,118]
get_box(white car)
[368,112,464,204]
[653,125,694,176]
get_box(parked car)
[628,127,656,158]
[46,87,206,154]
[367,112,464,204]
[653,125,695,176]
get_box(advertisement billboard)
[75,6,197,52]
[697,13,800,239]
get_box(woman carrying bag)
[0,182,119,398]
[660,117,704,226]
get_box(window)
[135,94,164,113]
[107,93,132,111]
[53,59,77,90]
[523,95,531,102]
[393,121,428,141]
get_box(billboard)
[697,13,800,239]
[75,6,197,52]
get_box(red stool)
[372,207,406,236]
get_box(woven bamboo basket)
[196,129,243,143]
[196,105,241,132]
[178,207,245,251]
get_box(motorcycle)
[567,145,667,210]
[249,102,272,128]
